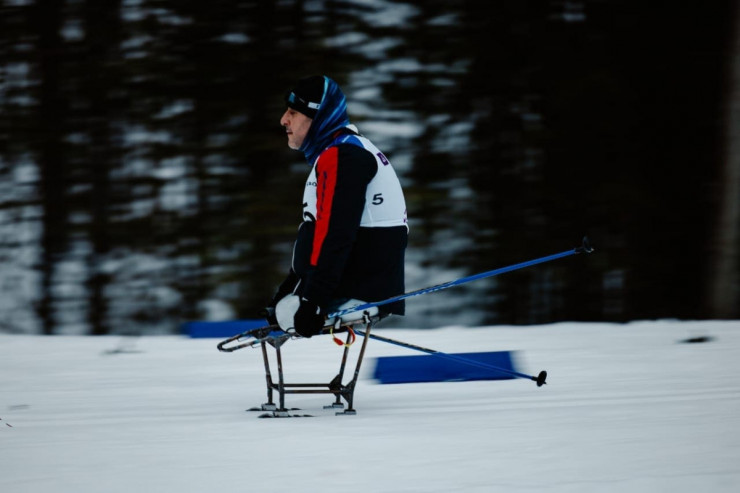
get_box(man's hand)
[293,297,325,338]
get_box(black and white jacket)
[276,128,408,315]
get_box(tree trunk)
[82,0,122,335]
[35,0,68,335]
[709,3,740,318]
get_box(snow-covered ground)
[2,320,739,492]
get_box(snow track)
[2,321,739,492]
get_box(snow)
[2,320,739,492]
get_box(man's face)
[280,108,312,150]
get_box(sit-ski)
[217,310,382,418]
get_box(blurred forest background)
[1,0,738,335]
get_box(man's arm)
[301,144,377,308]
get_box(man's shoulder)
[335,143,377,176]
[315,131,380,177]
[335,141,373,157]
[317,139,375,168]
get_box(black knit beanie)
[285,75,326,119]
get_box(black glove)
[293,297,325,338]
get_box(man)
[266,75,408,338]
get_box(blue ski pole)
[328,236,594,320]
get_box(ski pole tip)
[535,370,547,387]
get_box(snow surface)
[2,320,739,492]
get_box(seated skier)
[265,75,408,337]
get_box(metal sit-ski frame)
[217,311,381,418]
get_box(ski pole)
[328,236,594,320]
[354,329,548,386]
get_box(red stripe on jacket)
[311,147,339,266]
